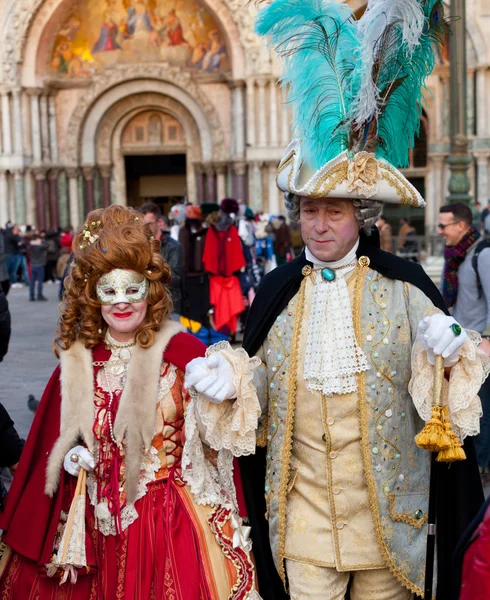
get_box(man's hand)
[63,445,95,477]
[417,314,468,367]
[185,354,237,403]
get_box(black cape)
[240,231,483,600]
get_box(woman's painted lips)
[113,312,133,319]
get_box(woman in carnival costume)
[0,205,261,600]
[186,1,490,599]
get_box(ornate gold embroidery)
[0,540,12,580]
[257,412,268,448]
[353,268,426,598]
[302,265,313,277]
[277,277,307,588]
[367,275,402,496]
[388,494,428,529]
[277,150,296,176]
[381,165,419,206]
[309,162,349,199]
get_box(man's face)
[438,212,468,247]
[299,197,360,262]
[143,212,162,239]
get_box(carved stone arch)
[61,66,225,166]
[10,0,250,85]
[95,92,202,166]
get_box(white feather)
[352,0,425,128]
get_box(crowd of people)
[0,223,73,301]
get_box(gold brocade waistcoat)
[284,273,384,570]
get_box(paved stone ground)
[1,282,60,439]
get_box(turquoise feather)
[255,0,360,169]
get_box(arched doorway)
[121,110,188,214]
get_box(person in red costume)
[202,198,246,334]
[0,205,261,600]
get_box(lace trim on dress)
[182,342,261,509]
[86,446,161,536]
[409,331,489,440]
[88,362,177,536]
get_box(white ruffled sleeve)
[181,342,261,509]
[191,341,262,456]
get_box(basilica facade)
[0,0,489,234]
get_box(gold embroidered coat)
[251,264,475,596]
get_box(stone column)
[0,171,8,228]
[216,164,227,201]
[195,164,205,205]
[269,80,278,147]
[83,166,95,215]
[33,168,47,231]
[57,171,69,228]
[40,93,50,163]
[257,79,267,148]
[29,89,42,164]
[48,94,59,164]
[281,87,290,145]
[232,161,247,203]
[475,152,490,206]
[1,91,12,155]
[476,67,488,139]
[21,92,32,157]
[13,169,26,224]
[25,170,35,226]
[12,89,23,155]
[246,79,256,148]
[66,168,80,228]
[268,162,279,214]
[427,155,445,233]
[205,165,216,203]
[249,162,263,214]
[48,169,59,230]
[232,81,246,159]
[99,164,112,208]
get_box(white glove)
[417,314,468,367]
[63,445,95,477]
[185,354,237,403]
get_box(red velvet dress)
[0,334,256,600]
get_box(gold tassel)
[414,404,451,452]
[415,355,451,452]
[436,406,467,463]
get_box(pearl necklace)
[103,368,118,446]
[102,332,136,446]
[105,332,136,363]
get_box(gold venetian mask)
[96,269,149,305]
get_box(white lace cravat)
[304,242,369,397]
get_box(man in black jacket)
[141,202,184,316]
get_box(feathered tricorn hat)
[255,0,449,207]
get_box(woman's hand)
[63,445,95,477]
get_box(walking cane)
[414,355,467,600]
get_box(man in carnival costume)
[186,1,490,599]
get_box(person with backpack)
[439,203,490,475]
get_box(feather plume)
[374,0,449,167]
[351,0,425,129]
[255,0,360,169]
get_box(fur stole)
[45,320,184,502]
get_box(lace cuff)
[409,332,489,440]
[194,342,262,456]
